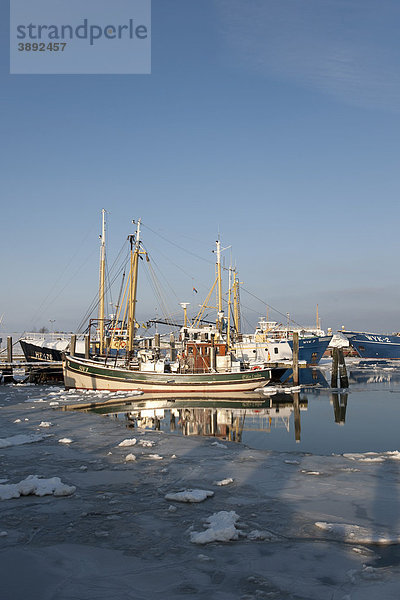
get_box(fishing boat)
[234,316,332,366]
[63,220,277,393]
[341,330,400,359]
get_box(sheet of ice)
[58,438,73,444]
[214,478,234,486]
[147,454,163,460]
[0,434,47,448]
[315,522,400,544]
[165,489,214,503]
[190,511,240,544]
[211,441,227,448]
[343,451,400,463]
[117,439,137,447]
[0,475,76,500]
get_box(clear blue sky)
[2,0,400,334]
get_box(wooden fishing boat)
[63,219,275,393]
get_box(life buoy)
[252,365,262,370]
[118,341,126,349]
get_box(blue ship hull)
[342,331,400,359]
[287,336,332,365]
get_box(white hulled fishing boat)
[63,220,275,393]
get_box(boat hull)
[288,336,332,365]
[63,355,273,393]
[20,340,64,362]
[341,331,400,359]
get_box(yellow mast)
[98,209,106,355]
[127,219,141,356]
[233,270,240,336]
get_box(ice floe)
[0,434,47,448]
[190,511,240,544]
[117,438,137,447]
[315,522,400,544]
[0,475,76,500]
[58,438,73,444]
[125,453,136,462]
[165,489,214,503]
[39,421,52,428]
[214,478,234,486]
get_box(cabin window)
[188,347,193,354]
[274,347,279,354]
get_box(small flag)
[193,287,198,293]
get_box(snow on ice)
[165,489,214,503]
[190,511,240,544]
[0,475,76,500]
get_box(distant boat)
[235,317,332,366]
[341,330,400,359]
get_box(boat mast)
[227,267,232,349]
[216,239,223,334]
[233,270,240,336]
[127,218,141,357]
[98,208,106,355]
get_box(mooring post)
[84,334,90,359]
[331,347,339,388]
[2,337,15,384]
[70,335,76,357]
[292,331,299,386]
[338,348,349,388]
[7,337,12,364]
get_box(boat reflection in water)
[66,368,360,446]
[78,391,309,444]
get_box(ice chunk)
[138,440,155,447]
[165,489,214,503]
[125,453,136,462]
[39,421,52,428]
[58,438,73,444]
[214,478,234,486]
[190,511,240,544]
[147,454,163,460]
[0,475,76,500]
[117,438,137,447]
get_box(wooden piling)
[70,335,76,356]
[85,334,90,359]
[331,347,339,388]
[338,348,349,388]
[292,332,299,386]
[7,337,12,363]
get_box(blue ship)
[288,335,332,365]
[341,331,400,359]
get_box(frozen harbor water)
[1,361,400,599]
